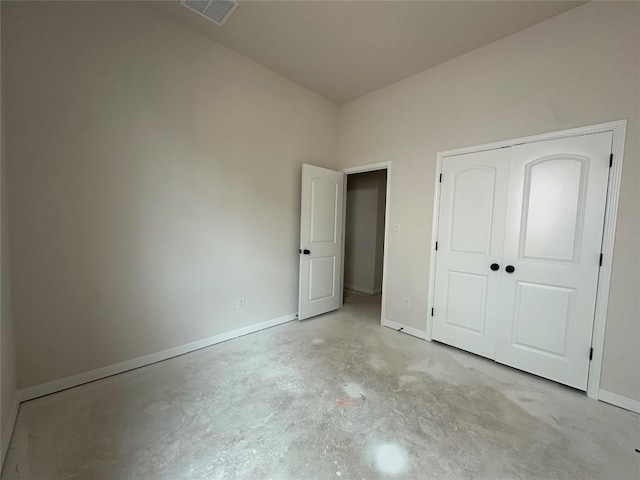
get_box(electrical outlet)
[237,297,245,309]
[394,224,401,235]
[403,298,410,308]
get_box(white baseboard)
[382,319,427,340]
[344,284,381,295]
[1,396,19,468]
[598,389,640,414]
[19,313,297,402]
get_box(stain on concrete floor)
[2,291,639,479]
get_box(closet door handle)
[505,265,515,273]
[490,263,500,271]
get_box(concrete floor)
[2,291,639,479]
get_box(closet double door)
[431,132,612,390]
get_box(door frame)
[341,161,392,326]
[425,120,627,400]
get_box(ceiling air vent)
[180,0,239,27]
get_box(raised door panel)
[521,156,586,262]
[309,256,336,302]
[450,168,496,254]
[443,271,488,334]
[510,282,574,358]
[310,178,338,243]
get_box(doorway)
[341,163,390,325]
[298,162,391,323]
[344,169,387,299]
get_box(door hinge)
[599,253,603,267]
[431,308,435,316]
[439,173,442,183]
[609,153,613,168]
[435,241,438,251]
[589,347,594,361]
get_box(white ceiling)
[152,1,585,104]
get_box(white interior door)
[431,148,511,358]
[495,132,612,389]
[432,132,612,391]
[298,164,344,320]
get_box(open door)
[298,164,345,320]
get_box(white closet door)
[431,148,511,359]
[495,132,612,390]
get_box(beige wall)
[338,2,640,401]
[1,91,17,463]
[2,1,338,389]
[3,0,639,405]
[345,170,386,294]
[1,1,18,462]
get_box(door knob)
[490,263,500,271]
[505,265,515,273]
[301,249,311,255]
